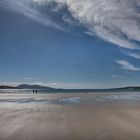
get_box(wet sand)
[0,93,140,140]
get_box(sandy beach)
[0,93,140,140]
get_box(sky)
[0,0,140,89]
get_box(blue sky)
[0,0,140,89]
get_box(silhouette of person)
[33,90,34,94]
[36,90,37,94]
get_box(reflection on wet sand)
[0,93,140,140]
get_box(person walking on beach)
[35,90,37,94]
[33,90,34,94]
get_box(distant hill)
[0,84,54,90]
[16,84,54,90]
[0,85,17,89]
[0,84,140,92]
[109,86,140,92]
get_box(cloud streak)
[128,53,140,59]
[0,0,64,30]
[119,48,140,59]
[0,0,140,49]
[116,60,140,71]
[112,75,126,79]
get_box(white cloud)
[66,0,140,49]
[1,0,140,49]
[116,60,140,71]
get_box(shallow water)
[0,92,140,105]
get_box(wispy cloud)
[119,49,140,59]
[23,77,39,80]
[128,53,140,59]
[116,60,140,71]
[0,82,22,86]
[112,75,126,79]
[0,0,64,30]
[0,0,140,49]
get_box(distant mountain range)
[0,84,54,90]
[17,84,54,90]
[0,84,140,92]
